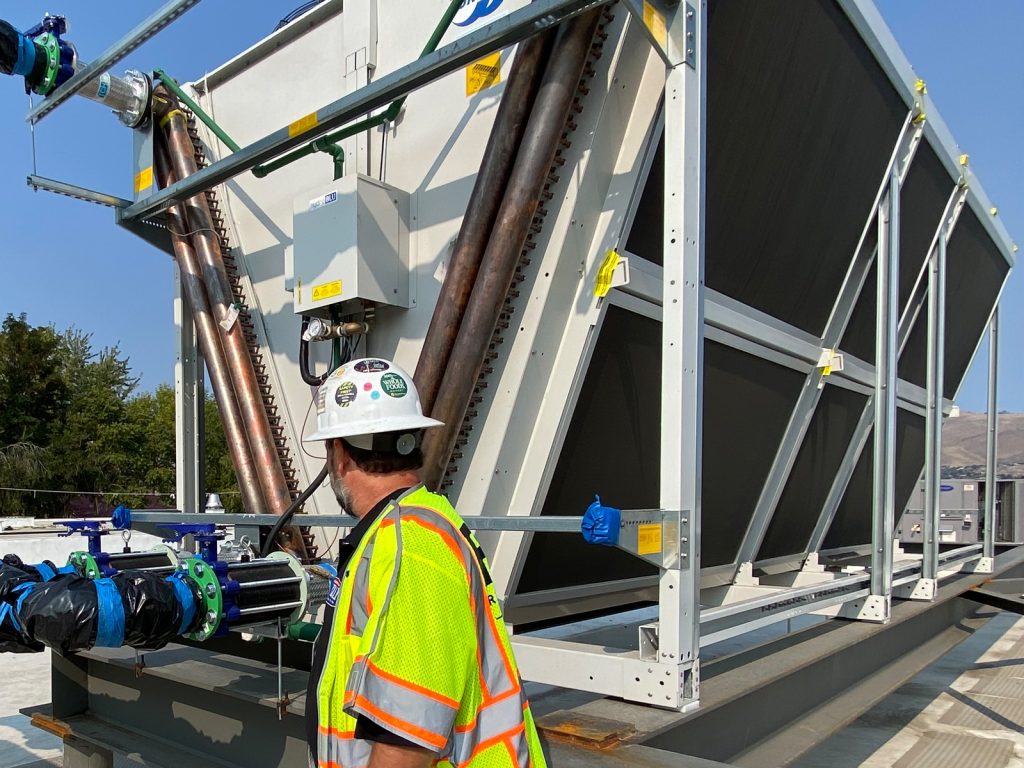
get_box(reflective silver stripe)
[451,692,531,766]
[345,658,457,751]
[318,729,370,768]
[347,536,375,635]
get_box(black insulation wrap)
[107,552,176,573]
[227,563,301,624]
[0,557,46,653]
[16,576,99,653]
[118,572,200,649]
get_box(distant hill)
[942,412,1024,479]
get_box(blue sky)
[0,1,1019,412]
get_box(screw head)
[206,610,217,624]
[205,583,217,598]
[195,563,205,576]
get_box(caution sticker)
[134,166,153,194]
[643,1,668,49]
[289,111,319,138]
[637,523,662,555]
[466,52,502,96]
[335,381,357,408]
[312,280,343,302]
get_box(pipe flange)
[34,33,61,96]
[119,69,151,129]
[68,551,101,579]
[181,556,222,641]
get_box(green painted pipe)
[154,68,242,154]
[287,621,321,641]
[253,0,463,178]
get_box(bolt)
[206,610,217,624]
[205,583,217,598]
[87,570,96,578]
[195,563,205,576]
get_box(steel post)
[921,224,947,588]
[658,0,705,702]
[174,267,205,515]
[984,308,1000,563]
[869,164,900,614]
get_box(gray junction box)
[292,173,410,317]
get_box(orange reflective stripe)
[351,694,448,750]
[504,737,518,764]
[467,722,525,763]
[365,658,460,709]
[317,725,355,738]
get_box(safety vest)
[312,485,547,768]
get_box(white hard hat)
[305,358,443,452]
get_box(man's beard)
[331,473,355,517]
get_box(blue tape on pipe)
[13,32,36,77]
[166,573,196,635]
[32,562,56,582]
[94,579,125,648]
[581,495,621,546]
[57,565,76,576]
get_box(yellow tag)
[134,166,153,194]
[643,1,668,49]
[466,52,502,96]
[289,111,319,137]
[637,524,662,555]
[312,280,343,302]
[594,249,621,297]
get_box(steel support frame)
[173,271,204,515]
[733,110,924,575]
[808,182,969,565]
[979,308,1000,573]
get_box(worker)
[304,358,547,768]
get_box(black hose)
[260,463,329,557]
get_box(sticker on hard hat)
[354,359,390,373]
[315,386,328,414]
[379,373,408,398]
[335,381,358,407]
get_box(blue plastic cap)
[111,505,132,530]
[581,495,621,546]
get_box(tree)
[0,314,68,448]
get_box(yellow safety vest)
[313,485,547,768]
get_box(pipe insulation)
[414,28,557,414]
[422,9,604,488]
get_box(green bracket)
[180,556,223,641]
[67,551,101,579]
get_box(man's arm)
[367,741,432,768]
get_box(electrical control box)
[292,174,410,317]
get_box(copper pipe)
[422,10,603,489]
[414,29,556,414]
[155,148,268,516]
[154,89,306,557]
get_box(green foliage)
[0,314,241,516]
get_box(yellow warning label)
[594,249,621,297]
[289,111,319,137]
[466,52,502,96]
[312,279,342,303]
[637,524,662,556]
[134,166,153,194]
[643,1,668,49]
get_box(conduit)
[414,28,556,415]
[155,147,268,516]
[154,88,298,533]
[422,10,604,488]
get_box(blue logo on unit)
[940,484,955,492]
[454,0,505,27]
